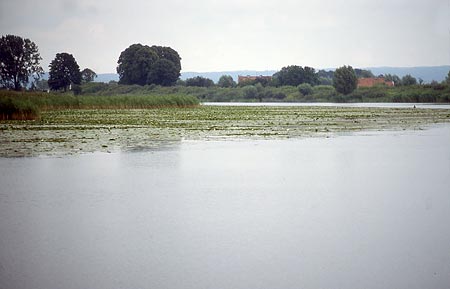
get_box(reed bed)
[0,90,199,120]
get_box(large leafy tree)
[333,65,357,95]
[147,59,179,86]
[117,44,158,85]
[303,66,319,85]
[273,65,305,86]
[0,34,43,90]
[48,53,81,91]
[185,76,215,87]
[81,68,97,83]
[151,45,181,72]
[446,70,450,85]
[218,75,236,87]
[117,44,181,86]
[273,65,318,86]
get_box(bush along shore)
[0,90,200,120]
[79,82,450,103]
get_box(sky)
[1,0,449,73]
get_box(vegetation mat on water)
[1,105,450,157]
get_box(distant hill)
[364,66,450,83]
[94,73,119,83]
[37,72,118,83]
[180,66,450,83]
[39,66,449,84]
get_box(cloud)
[1,0,449,72]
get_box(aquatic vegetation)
[1,105,449,157]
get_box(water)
[1,125,450,289]
[203,102,450,109]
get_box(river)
[1,125,450,289]
[203,102,450,109]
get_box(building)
[358,77,394,88]
[238,75,272,84]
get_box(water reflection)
[1,125,450,289]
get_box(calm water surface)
[1,125,450,289]
[203,102,450,109]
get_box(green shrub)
[312,85,336,101]
[243,85,258,100]
[298,83,313,96]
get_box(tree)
[146,59,179,86]
[150,46,181,72]
[445,70,450,84]
[218,75,236,87]
[273,65,305,86]
[0,34,43,90]
[318,77,333,85]
[117,44,157,85]
[185,76,215,87]
[333,65,357,95]
[384,74,401,86]
[303,66,319,85]
[317,69,334,79]
[401,74,417,86]
[117,44,181,86]
[298,83,313,95]
[317,69,334,85]
[242,85,258,99]
[48,53,81,91]
[272,65,319,86]
[354,68,374,78]
[81,68,97,83]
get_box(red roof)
[358,77,394,87]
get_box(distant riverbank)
[79,82,450,103]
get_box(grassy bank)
[1,105,449,157]
[0,90,199,120]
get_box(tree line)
[1,34,450,96]
[180,66,431,96]
[0,35,183,92]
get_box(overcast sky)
[1,0,449,73]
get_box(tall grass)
[33,94,199,109]
[0,96,40,120]
[0,90,199,120]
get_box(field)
[1,105,450,157]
